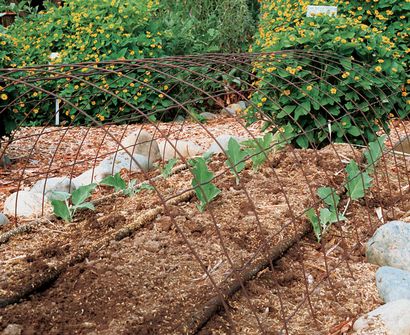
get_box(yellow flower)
[283,90,291,96]
[158,94,164,99]
[377,59,384,63]
[342,72,350,79]
[375,66,382,72]
[330,87,337,94]
[1,93,8,100]
[91,101,96,105]
[306,85,313,91]
[163,85,169,90]
[261,97,267,102]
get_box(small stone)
[353,299,410,335]
[144,240,161,253]
[206,134,247,155]
[199,112,218,120]
[0,213,9,226]
[376,266,410,303]
[155,217,173,232]
[120,129,161,163]
[366,221,410,271]
[158,140,203,161]
[3,191,49,217]
[1,324,23,335]
[30,176,76,198]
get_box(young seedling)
[345,160,372,201]
[100,172,154,197]
[50,183,97,222]
[161,158,178,178]
[225,138,247,184]
[242,132,274,170]
[190,157,221,212]
[306,186,346,242]
[364,134,386,173]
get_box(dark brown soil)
[1,139,409,334]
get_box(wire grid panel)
[0,51,409,334]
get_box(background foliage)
[0,0,257,129]
[249,0,409,148]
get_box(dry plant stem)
[0,164,189,246]
[0,217,51,245]
[184,221,312,335]
[0,190,195,308]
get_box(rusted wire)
[0,51,408,334]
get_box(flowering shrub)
[0,27,21,135]
[0,0,171,126]
[249,0,409,148]
[2,0,257,127]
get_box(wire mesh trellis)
[0,51,409,334]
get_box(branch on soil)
[184,221,312,335]
[0,190,194,309]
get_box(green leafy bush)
[249,0,409,148]
[159,0,257,54]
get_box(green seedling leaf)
[319,208,345,226]
[225,138,247,183]
[51,199,72,223]
[345,160,372,200]
[161,158,178,178]
[71,183,97,206]
[191,157,221,212]
[306,208,321,242]
[137,183,155,192]
[75,202,95,211]
[317,187,340,209]
[243,133,274,170]
[364,135,386,173]
[100,173,127,192]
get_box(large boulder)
[366,221,410,272]
[97,152,152,177]
[72,153,152,188]
[3,191,49,217]
[376,266,410,303]
[30,176,76,197]
[353,299,410,335]
[72,168,104,189]
[206,134,247,155]
[158,140,203,161]
[120,130,161,163]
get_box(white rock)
[72,168,104,188]
[3,191,49,217]
[221,102,247,116]
[158,140,204,161]
[0,213,9,226]
[30,176,76,197]
[353,299,410,335]
[1,324,23,335]
[206,135,247,155]
[120,129,161,163]
[96,152,152,178]
[199,112,218,120]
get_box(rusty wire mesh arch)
[0,52,409,334]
